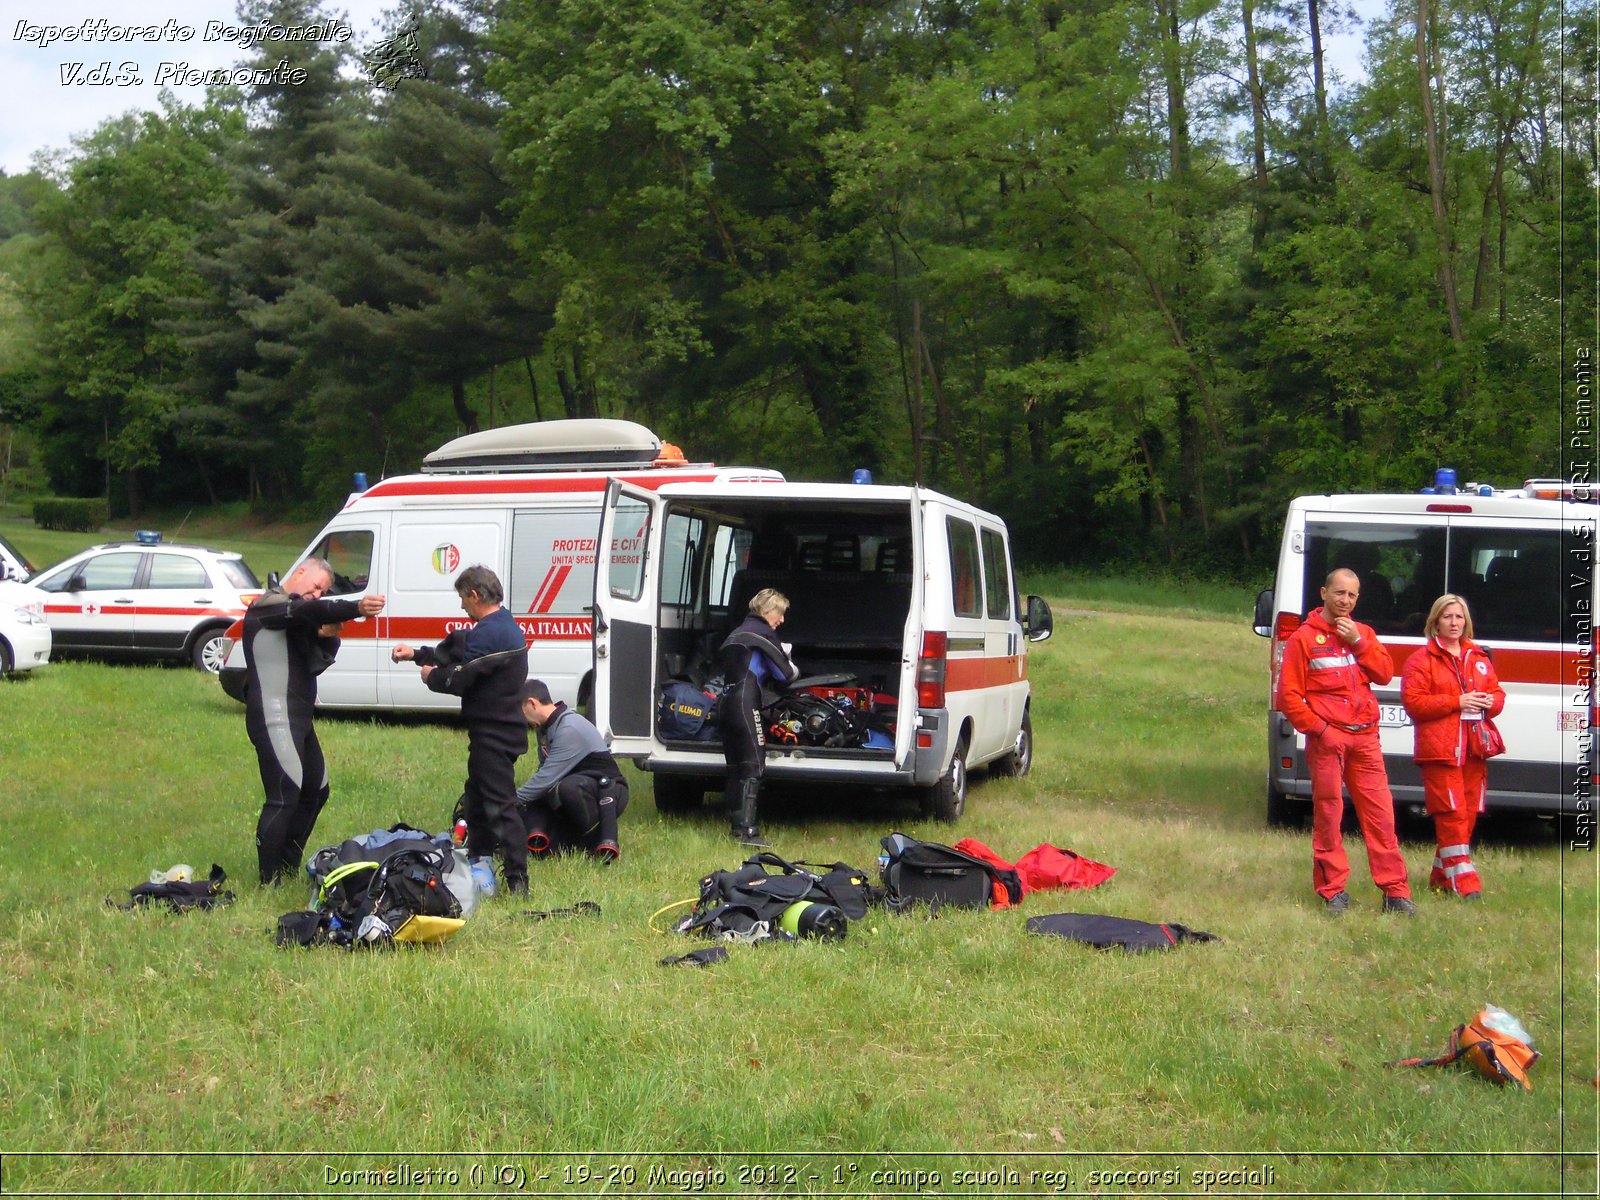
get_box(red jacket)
[1400,637,1506,765]
[1275,607,1393,736]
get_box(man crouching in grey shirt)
[516,679,628,862]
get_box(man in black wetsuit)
[243,558,385,885]
[516,679,628,862]
[717,587,800,846]
[392,565,530,894]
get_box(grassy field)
[0,547,1593,1194]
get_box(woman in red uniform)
[1400,594,1506,899]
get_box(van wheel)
[0,640,12,678]
[922,739,968,822]
[1266,781,1303,828]
[992,712,1033,778]
[653,774,705,815]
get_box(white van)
[1253,476,1595,822]
[593,476,1053,819]
[221,419,1053,819]
[219,420,784,711]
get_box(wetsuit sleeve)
[262,594,363,630]
[1352,624,1393,686]
[424,647,525,697]
[311,633,341,676]
[414,629,469,669]
[1400,653,1456,723]
[1274,632,1327,737]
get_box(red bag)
[1468,716,1507,759]
[951,838,1116,901]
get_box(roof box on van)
[422,419,664,474]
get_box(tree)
[22,102,239,512]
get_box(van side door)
[593,479,663,756]
[979,523,1026,747]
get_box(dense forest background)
[0,0,1591,572]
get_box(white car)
[0,580,51,677]
[30,541,261,673]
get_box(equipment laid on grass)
[1024,913,1219,953]
[878,832,1023,912]
[672,851,877,942]
[276,825,473,949]
[109,864,234,913]
[1387,1004,1538,1090]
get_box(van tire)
[653,774,706,815]
[992,711,1033,778]
[922,738,968,822]
[1266,780,1303,828]
[0,639,12,678]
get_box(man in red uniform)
[1275,568,1417,916]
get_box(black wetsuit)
[716,615,799,835]
[516,703,629,855]
[414,606,530,885]
[243,586,365,885]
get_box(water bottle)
[452,818,468,846]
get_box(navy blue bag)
[658,679,721,739]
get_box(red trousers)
[1307,727,1410,900]
[1420,758,1486,896]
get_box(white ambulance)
[1253,475,1595,822]
[593,475,1053,819]
[218,421,783,712]
[220,419,1053,819]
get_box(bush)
[33,497,108,532]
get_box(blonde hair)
[749,587,790,617]
[1424,593,1475,641]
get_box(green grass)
[1022,566,1264,621]
[0,607,1593,1194]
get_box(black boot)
[728,778,768,847]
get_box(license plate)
[1378,704,1411,728]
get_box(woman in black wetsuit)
[716,587,799,846]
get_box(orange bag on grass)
[1388,1005,1538,1091]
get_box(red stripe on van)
[529,564,560,612]
[382,616,593,642]
[1387,643,1584,687]
[945,654,1027,692]
[358,473,724,499]
[532,565,572,613]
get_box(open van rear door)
[593,479,663,756]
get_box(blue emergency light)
[852,469,873,485]
[134,530,162,545]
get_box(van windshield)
[1304,521,1568,644]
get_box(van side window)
[980,527,1012,620]
[1304,523,1437,636]
[311,530,375,594]
[662,512,705,607]
[947,517,982,618]
[1449,527,1564,643]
